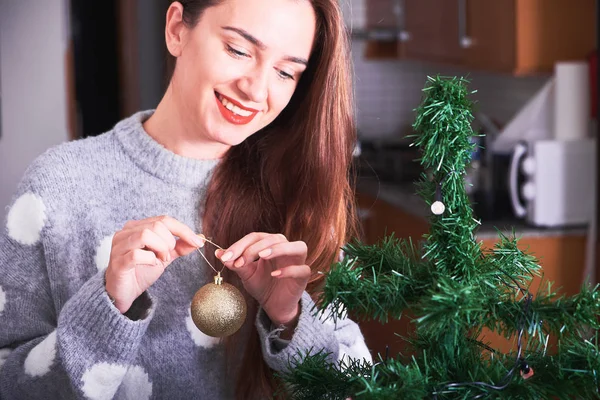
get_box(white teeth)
[218,95,254,117]
[232,105,252,117]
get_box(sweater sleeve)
[255,291,372,372]
[0,162,155,399]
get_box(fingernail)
[271,270,282,277]
[194,234,205,247]
[258,249,272,258]
[221,251,233,262]
[165,253,171,263]
[234,257,245,268]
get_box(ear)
[165,2,186,58]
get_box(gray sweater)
[0,111,371,399]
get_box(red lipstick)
[215,92,259,125]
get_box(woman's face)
[168,0,317,147]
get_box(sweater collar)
[114,110,220,189]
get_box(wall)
[137,0,167,111]
[352,41,548,139]
[0,0,70,213]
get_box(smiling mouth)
[215,93,256,116]
[214,92,259,126]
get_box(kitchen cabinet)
[362,0,596,75]
[357,192,429,246]
[364,0,403,59]
[354,192,587,358]
[354,192,427,358]
[403,0,461,64]
[464,0,596,75]
[363,0,462,63]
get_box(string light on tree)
[431,181,445,215]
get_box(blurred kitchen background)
[0,0,599,355]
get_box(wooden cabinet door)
[355,193,428,359]
[366,0,398,30]
[479,234,587,354]
[364,0,403,59]
[464,0,595,75]
[356,193,429,245]
[513,0,595,75]
[463,0,517,73]
[403,0,462,64]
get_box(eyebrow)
[222,26,309,66]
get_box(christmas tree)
[280,76,600,399]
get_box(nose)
[236,67,269,105]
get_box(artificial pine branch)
[281,75,600,399]
[317,235,434,324]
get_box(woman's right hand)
[104,216,204,313]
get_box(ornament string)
[195,236,226,275]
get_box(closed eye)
[276,69,295,81]
[226,45,250,59]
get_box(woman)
[0,0,371,399]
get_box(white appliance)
[509,139,597,227]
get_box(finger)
[125,216,204,251]
[232,234,289,269]
[270,264,312,280]
[114,248,160,273]
[152,215,203,244]
[145,220,177,251]
[226,256,260,283]
[172,238,202,259]
[259,241,308,265]
[127,228,171,262]
[174,233,209,259]
[217,232,272,265]
[112,226,163,258]
[196,234,206,248]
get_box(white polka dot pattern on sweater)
[0,285,5,315]
[321,303,348,328]
[319,303,372,370]
[24,330,57,377]
[119,365,153,400]
[0,348,12,371]
[339,340,372,366]
[81,362,153,400]
[185,309,220,348]
[7,192,47,245]
[81,362,128,400]
[94,234,114,272]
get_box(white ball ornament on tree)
[431,201,446,215]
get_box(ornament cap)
[214,272,223,285]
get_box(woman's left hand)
[215,233,310,328]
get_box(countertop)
[356,178,589,240]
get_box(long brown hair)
[170,1,357,398]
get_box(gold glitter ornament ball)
[190,275,247,337]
